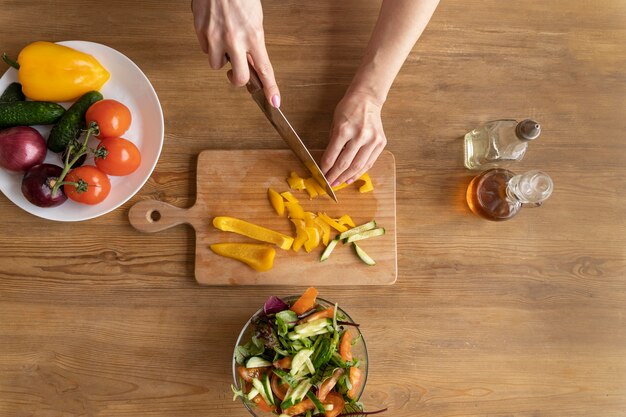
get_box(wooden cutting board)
[129,150,397,285]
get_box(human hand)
[321,91,387,186]
[192,0,280,107]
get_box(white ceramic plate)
[0,40,164,221]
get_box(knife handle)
[246,63,264,95]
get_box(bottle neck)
[506,170,554,206]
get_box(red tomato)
[323,392,345,417]
[94,137,141,176]
[64,166,111,205]
[86,99,132,138]
[339,331,353,361]
[347,367,363,399]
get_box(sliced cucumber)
[295,318,332,335]
[353,243,376,266]
[305,357,316,374]
[306,391,326,414]
[345,227,385,243]
[245,356,272,368]
[251,377,273,406]
[290,349,314,376]
[280,379,312,409]
[338,220,377,241]
[263,373,274,405]
[320,237,340,261]
[247,387,259,400]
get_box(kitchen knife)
[245,65,338,202]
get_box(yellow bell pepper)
[9,41,110,101]
[267,188,285,216]
[213,216,294,250]
[210,243,275,272]
[290,218,308,252]
[357,173,374,193]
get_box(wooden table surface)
[1,1,625,416]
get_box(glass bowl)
[232,296,368,416]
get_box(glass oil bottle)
[466,168,553,221]
[464,119,541,170]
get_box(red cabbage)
[263,296,289,315]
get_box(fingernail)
[271,94,281,108]
[331,181,340,187]
[346,179,354,185]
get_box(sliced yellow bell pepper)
[338,214,356,228]
[357,173,374,193]
[302,178,319,199]
[304,227,321,253]
[281,191,299,203]
[285,201,305,219]
[267,188,285,216]
[303,211,316,228]
[213,216,294,250]
[317,212,348,233]
[210,243,275,272]
[290,218,308,252]
[287,172,306,190]
[314,217,331,246]
[10,41,110,102]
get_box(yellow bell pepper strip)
[285,201,305,219]
[357,173,374,193]
[314,217,331,246]
[267,188,285,216]
[287,171,306,190]
[302,178,319,199]
[210,243,275,272]
[304,227,321,253]
[337,214,356,228]
[317,212,348,233]
[280,191,299,203]
[290,219,308,252]
[330,173,374,193]
[213,216,294,250]
[5,41,110,102]
[303,211,316,228]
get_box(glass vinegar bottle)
[466,169,553,221]
[464,119,541,170]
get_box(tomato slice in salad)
[237,365,267,382]
[270,372,289,401]
[290,287,318,315]
[252,395,276,412]
[339,330,353,361]
[347,366,363,399]
[323,391,345,417]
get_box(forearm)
[347,0,439,105]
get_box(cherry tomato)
[94,137,141,176]
[64,166,111,205]
[86,99,132,138]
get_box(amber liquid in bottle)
[466,169,520,221]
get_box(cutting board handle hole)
[149,210,161,222]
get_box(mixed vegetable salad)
[232,288,386,417]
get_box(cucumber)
[294,318,332,335]
[345,227,385,243]
[0,82,25,102]
[47,91,103,153]
[306,391,326,414]
[0,101,65,129]
[245,356,272,368]
[353,243,376,266]
[251,377,273,406]
[290,349,314,376]
[320,237,340,262]
[263,373,274,405]
[338,220,377,241]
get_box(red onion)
[21,163,67,207]
[0,126,47,172]
[263,296,289,315]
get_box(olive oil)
[466,168,553,221]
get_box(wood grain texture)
[129,150,397,285]
[1,0,625,416]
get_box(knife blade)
[245,65,338,202]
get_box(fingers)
[250,46,281,107]
[228,50,250,87]
[322,128,387,186]
[321,123,350,178]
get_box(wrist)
[345,61,392,107]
